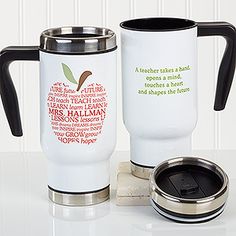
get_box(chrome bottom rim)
[130,161,154,179]
[48,186,109,206]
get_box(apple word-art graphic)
[47,63,108,145]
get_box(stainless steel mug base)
[130,161,154,179]
[48,185,109,206]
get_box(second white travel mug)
[120,18,236,179]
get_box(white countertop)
[0,150,235,236]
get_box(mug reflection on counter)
[48,201,110,235]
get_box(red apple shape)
[47,63,108,145]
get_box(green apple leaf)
[62,63,77,84]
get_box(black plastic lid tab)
[150,157,229,223]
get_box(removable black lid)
[150,157,229,223]
[156,164,223,199]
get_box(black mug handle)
[0,46,39,136]
[197,22,236,111]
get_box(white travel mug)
[0,27,117,205]
[120,18,236,179]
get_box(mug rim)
[120,17,197,32]
[40,26,117,54]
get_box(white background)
[0,0,236,152]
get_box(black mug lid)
[150,157,229,223]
